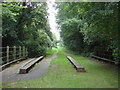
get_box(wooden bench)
[91,55,115,63]
[66,56,86,72]
[19,56,44,74]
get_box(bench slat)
[21,58,36,69]
[19,56,44,74]
[66,56,86,72]
[67,56,84,68]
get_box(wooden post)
[23,46,25,57]
[6,46,9,63]
[19,46,21,58]
[22,46,24,57]
[13,46,16,60]
[25,48,27,57]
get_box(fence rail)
[0,46,28,65]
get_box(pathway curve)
[1,53,57,82]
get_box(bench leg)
[19,69,28,74]
[76,68,86,72]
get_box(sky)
[47,0,60,40]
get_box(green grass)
[2,48,118,88]
[46,48,57,58]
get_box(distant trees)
[2,2,53,57]
[56,2,120,63]
[51,33,57,48]
[60,18,84,52]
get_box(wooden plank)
[21,58,36,68]
[23,46,25,57]
[25,48,27,57]
[1,58,27,71]
[6,46,9,63]
[13,46,16,60]
[19,56,44,74]
[19,58,36,74]
[67,56,84,68]
[19,46,21,58]
[66,56,86,72]
[22,58,37,69]
[91,55,115,63]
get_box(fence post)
[6,46,9,63]
[25,48,27,57]
[19,46,21,58]
[13,46,16,60]
[23,46,25,57]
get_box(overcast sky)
[47,0,60,40]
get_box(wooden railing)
[0,46,28,65]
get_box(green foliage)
[51,33,57,48]
[56,2,120,62]
[60,18,84,52]
[110,38,120,63]
[26,30,51,57]
[80,3,119,44]
[46,48,57,58]
[2,2,53,57]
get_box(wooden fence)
[0,46,28,65]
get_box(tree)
[56,2,120,63]
[2,2,53,57]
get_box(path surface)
[1,53,57,82]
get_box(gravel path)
[1,53,57,82]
